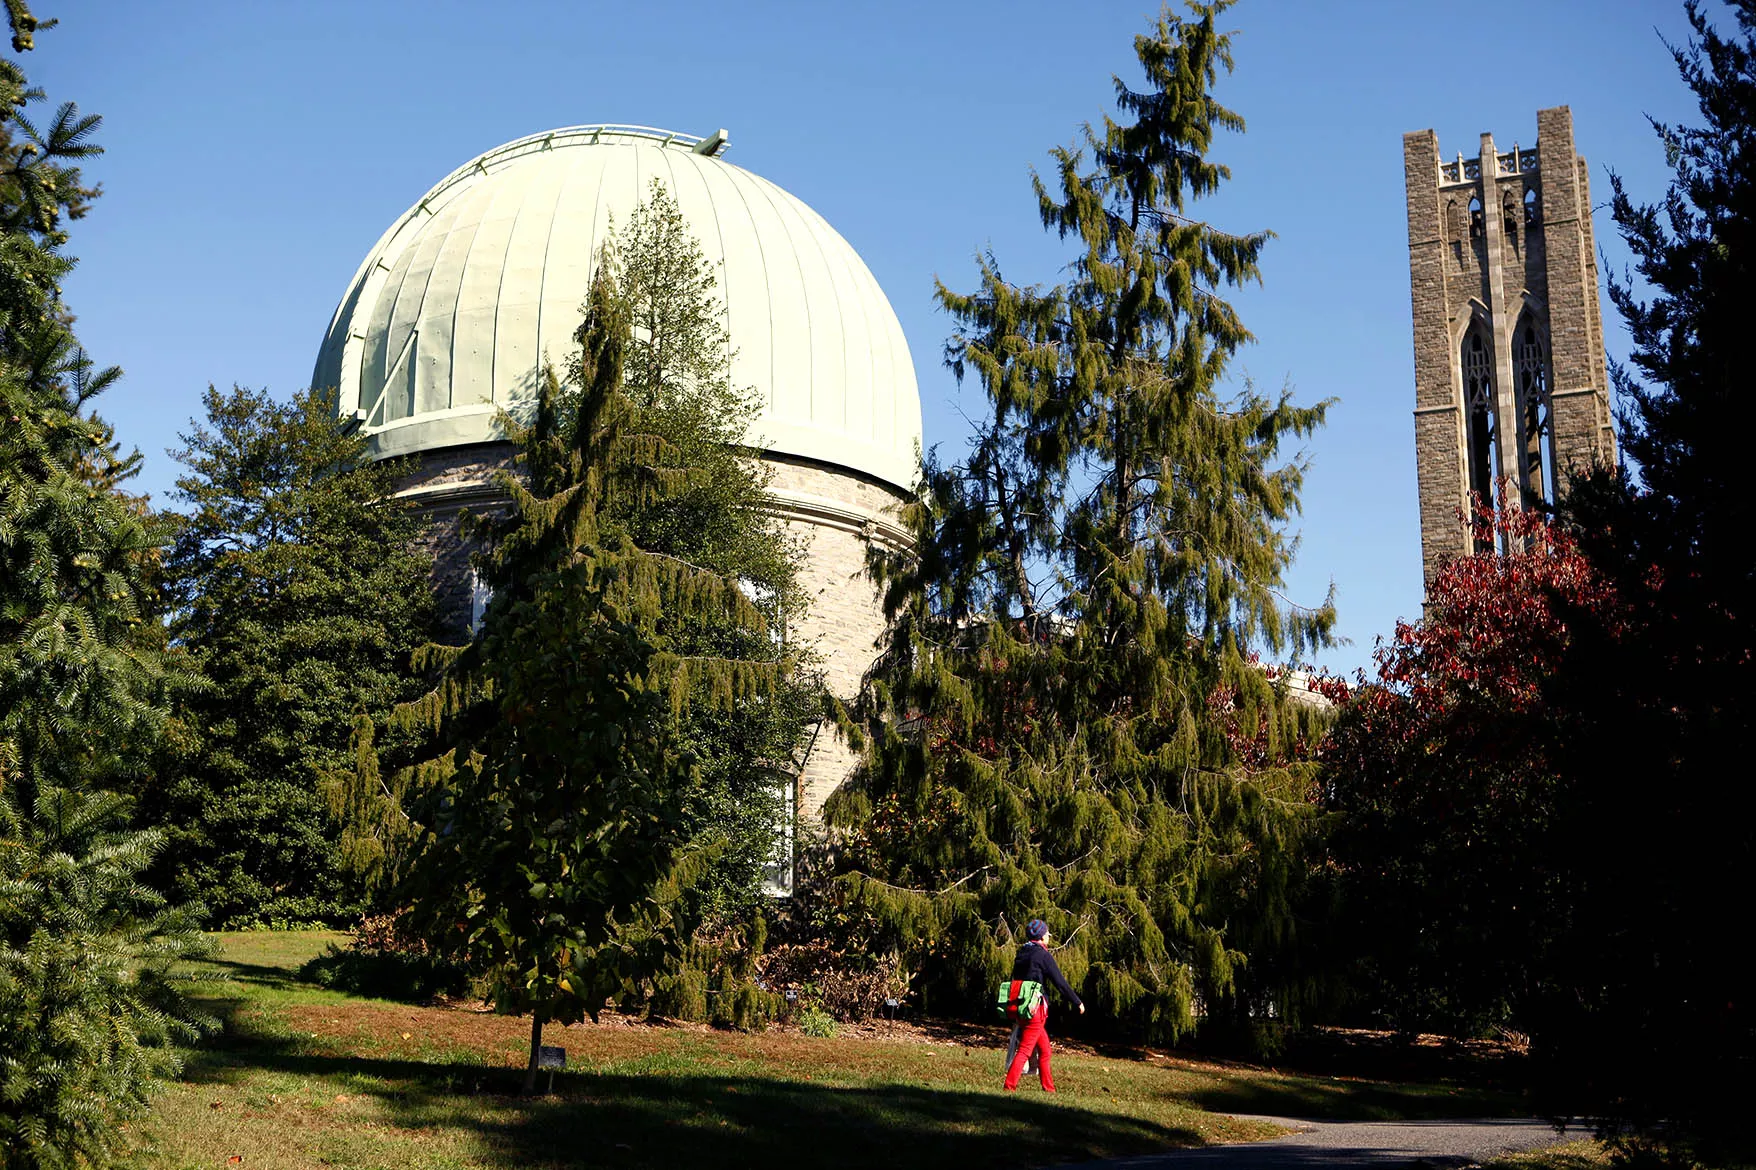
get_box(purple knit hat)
[1026,919,1049,940]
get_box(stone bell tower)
[1404,106,1617,582]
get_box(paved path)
[1069,1116,1580,1170]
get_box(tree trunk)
[523,1012,544,1095]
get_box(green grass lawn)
[126,933,1518,1170]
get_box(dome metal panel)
[313,126,923,491]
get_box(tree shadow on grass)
[307,1061,1192,1169]
[186,956,315,995]
[1183,1074,1520,1123]
[173,999,1205,1170]
[454,1074,1197,1170]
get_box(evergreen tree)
[1,8,166,804]
[593,185,814,925]
[1,9,207,1166]
[1537,2,1756,1162]
[829,1,1333,1043]
[147,384,436,926]
[0,786,209,1170]
[369,184,814,1088]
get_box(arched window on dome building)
[738,572,796,895]
[467,568,493,637]
[761,773,796,897]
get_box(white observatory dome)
[312,125,922,491]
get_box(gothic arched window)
[1462,325,1497,542]
[1524,188,1539,226]
[1469,196,1484,239]
[1514,314,1555,506]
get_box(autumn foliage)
[1320,503,1618,1035]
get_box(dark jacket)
[1010,940,1082,1010]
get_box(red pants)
[1004,1004,1054,1091]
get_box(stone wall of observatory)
[395,446,908,824]
[763,455,910,821]
[397,444,515,635]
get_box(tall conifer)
[1,10,165,802]
[1,9,208,1165]
[372,185,814,1087]
[148,384,437,926]
[1538,3,1756,1162]
[830,1,1333,1041]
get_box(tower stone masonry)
[1404,106,1617,582]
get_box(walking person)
[1003,918,1083,1092]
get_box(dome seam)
[716,162,778,418]
[797,198,860,438]
[740,166,815,426]
[391,196,478,420]
[435,183,496,414]
[365,210,438,422]
[484,141,541,407]
[661,150,743,436]
[536,145,596,393]
[450,169,513,412]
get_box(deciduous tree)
[1326,10,1756,1160]
[1320,506,1615,1035]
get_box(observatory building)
[311,125,923,822]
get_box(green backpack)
[996,978,1044,1020]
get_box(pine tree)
[592,185,815,926]
[144,384,436,926]
[1,9,166,805]
[828,1,1334,1043]
[0,786,209,1170]
[1536,3,1756,1163]
[371,184,813,1089]
[1,10,208,1166]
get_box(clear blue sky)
[32,0,1698,676]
